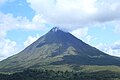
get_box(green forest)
[0,69,120,80]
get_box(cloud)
[0,38,19,60]
[71,27,88,39]
[24,34,40,47]
[27,0,120,31]
[96,41,120,57]
[112,41,120,50]
[0,12,46,37]
[71,27,96,45]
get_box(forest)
[0,69,120,80]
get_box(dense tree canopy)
[0,69,120,80]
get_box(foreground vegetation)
[0,68,120,80]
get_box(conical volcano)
[0,27,120,72]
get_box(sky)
[0,0,120,61]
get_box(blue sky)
[0,0,120,60]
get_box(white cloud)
[27,0,120,31]
[24,34,40,47]
[96,42,120,57]
[0,13,45,30]
[0,12,46,37]
[0,38,19,60]
[71,27,88,39]
[112,41,120,50]
[70,27,96,45]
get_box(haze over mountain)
[0,27,120,72]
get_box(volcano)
[0,27,120,72]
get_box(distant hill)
[0,27,120,72]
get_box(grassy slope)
[78,65,120,72]
[30,65,120,73]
